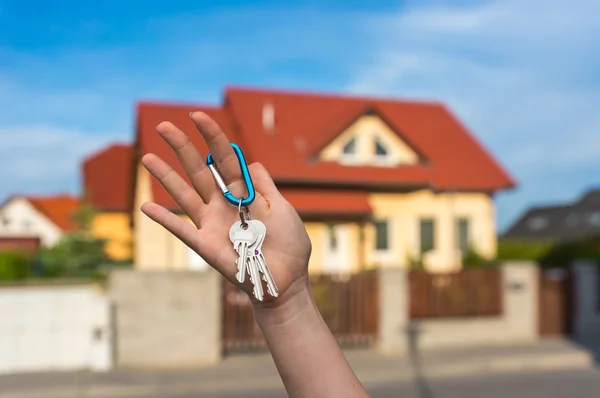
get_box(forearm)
[254,278,370,398]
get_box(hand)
[140,112,312,307]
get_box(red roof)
[26,195,80,231]
[104,86,515,215]
[279,189,371,215]
[82,143,133,211]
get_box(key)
[247,220,278,298]
[245,221,265,301]
[229,221,257,284]
[247,256,264,301]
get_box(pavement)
[0,338,597,398]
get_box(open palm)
[140,112,312,305]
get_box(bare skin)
[140,112,370,398]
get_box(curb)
[2,351,594,398]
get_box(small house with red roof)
[82,143,134,261]
[126,87,515,273]
[0,194,80,252]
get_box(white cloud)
[0,125,124,198]
[349,0,600,230]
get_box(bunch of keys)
[207,143,279,301]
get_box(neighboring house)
[82,143,134,261]
[0,195,79,250]
[128,87,515,273]
[503,188,600,242]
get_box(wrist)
[253,276,315,326]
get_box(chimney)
[262,102,275,133]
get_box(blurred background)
[1,0,599,397]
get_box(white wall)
[0,284,113,374]
[0,198,63,247]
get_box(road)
[127,367,600,398]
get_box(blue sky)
[1,0,598,231]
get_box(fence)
[408,267,503,319]
[222,270,379,353]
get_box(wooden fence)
[222,270,379,354]
[408,267,503,319]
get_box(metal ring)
[238,198,247,228]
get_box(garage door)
[0,284,112,374]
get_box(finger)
[140,202,201,251]
[248,162,281,204]
[141,153,205,227]
[189,112,243,187]
[155,121,219,204]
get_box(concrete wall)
[376,267,407,354]
[0,282,112,374]
[108,269,222,368]
[376,263,539,353]
[572,260,600,338]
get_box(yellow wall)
[366,190,496,272]
[319,114,419,167]
[133,162,202,270]
[300,190,495,274]
[92,212,132,260]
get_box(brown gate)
[222,270,379,354]
[538,268,574,337]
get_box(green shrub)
[0,251,32,281]
[539,237,600,267]
[462,246,493,268]
[39,233,107,278]
[496,239,554,261]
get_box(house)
[0,194,79,252]
[503,188,600,242]
[128,87,515,273]
[82,143,134,261]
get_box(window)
[374,220,389,251]
[456,218,469,251]
[342,138,356,155]
[527,216,548,231]
[588,212,600,226]
[374,138,388,156]
[565,213,580,227]
[420,219,435,252]
[327,224,338,250]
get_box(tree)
[39,201,108,278]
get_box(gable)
[0,197,64,246]
[318,114,420,167]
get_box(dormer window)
[342,138,356,155]
[374,138,388,156]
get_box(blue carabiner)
[206,143,256,207]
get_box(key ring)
[206,143,256,207]
[238,198,248,229]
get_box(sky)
[0,0,598,232]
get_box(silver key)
[245,221,264,301]
[229,221,257,284]
[247,220,278,298]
